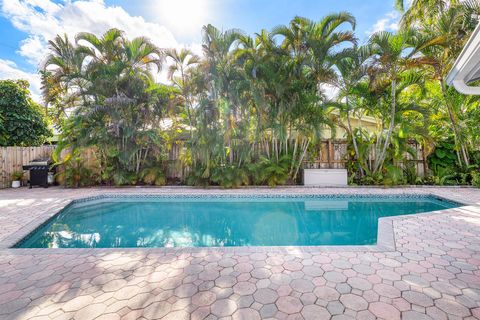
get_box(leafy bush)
[112,171,138,186]
[383,164,405,185]
[249,156,290,187]
[11,171,24,181]
[428,142,458,177]
[0,80,51,146]
[211,165,249,188]
[60,157,100,188]
[471,170,480,187]
[140,166,166,186]
[186,166,211,187]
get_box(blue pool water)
[16,195,459,248]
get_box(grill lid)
[28,158,51,166]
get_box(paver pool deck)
[0,186,479,320]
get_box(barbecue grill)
[22,158,54,188]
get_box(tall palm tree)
[166,48,200,137]
[367,30,420,173]
[41,34,89,121]
[335,46,369,176]
[201,24,244,165]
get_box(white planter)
[303,169,348,186]
[11,180,21,188]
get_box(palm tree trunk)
[374,79,396,173]
[440,80,469,167]
[346,95,364,177]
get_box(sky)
[0,0,401,101]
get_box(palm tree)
[305,12,357,90]
[43,28,165,181]
[367,30,420,173]
[335,46,369,176]
[201,24,244,165]
[166,48,200,137]
[41,34,89,122]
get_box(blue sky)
[0,0,400,100]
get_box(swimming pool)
[16,195,459,248]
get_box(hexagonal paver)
[142,301,172,319]
[314,286,340,301]
[232,308,261,320]
[174,283,198,298]
[233,282,256,295]
[347,277,372,291]
[402,290,434,307]
[327,301,345,315]
[340,294,368,311]
[276,296,303,314]
[192,291,216,306]
[369,302,400,320]
[377,280,403,295]
[211,299,237,317]
[199,269,219,281]
[435,298,470,317]
[290,278,314,293]
[324,271,347,283]
[74,303,107,320]
[301,305,331,319]
[253,288,278,304]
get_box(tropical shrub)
[11,171,24,181]
[249,156,291,187]
[211,165,249,188]
[140,166,167,186]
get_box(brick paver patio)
[0,187,479,320]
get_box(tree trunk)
[346,94,364,177]
[374,78,397,173]
[440,80,469,167]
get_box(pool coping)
[0,192,467,253]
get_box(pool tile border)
[2,192,463,252]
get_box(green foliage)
[43,30,168,186]
[249,156,290,187]
[112,171,138,186]
[383,164,405,185]
[186,166,211,187]
[428,141,459,177]
[211,165,249,188]
[140,166,166,186]
[0,80,51,146]
[60,157,100,188]
[11,171,24,181]
[471,170,480,188]
[39,1,480,188]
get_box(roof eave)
[446,21,480,95]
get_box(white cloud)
[1,0,180,67]
[18,36,49,66]
[0,59,42,101]
[367,11,400,36]
[0,0,200,100]
[145,0,216,41]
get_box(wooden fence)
[0,146,56,188]
[0,141,427,188]
[303,140,427,177]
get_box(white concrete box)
[303,169,348,186]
